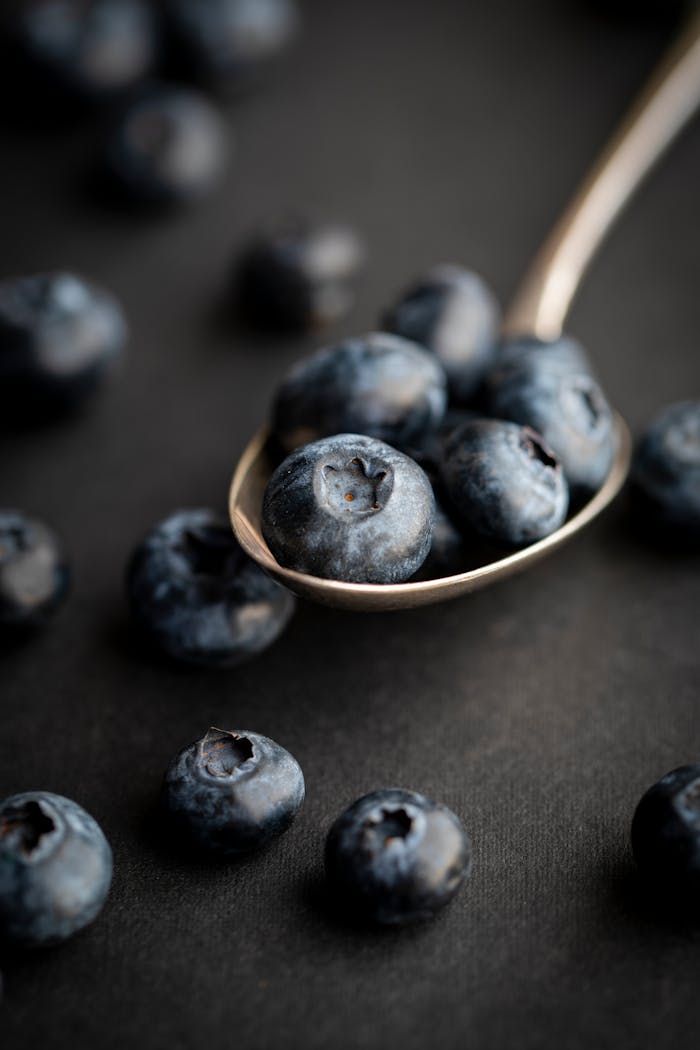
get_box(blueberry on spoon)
[383,264,500,404]
[272,332,447,455]
[261,434,436,583]
[440,418,569,546]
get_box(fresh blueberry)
[272,332,447,455]
[235,222,365,333]
[0,791,112,946]
[0,272,126,414]
[162,727,305,855]
[383,265,500,404]
[631,765,700,889]
[162,0,299,90]
[485,354,614,498]
[126,509,295,666]
[325,789,470,925]
[104,85,227,206]
[489,334,593,383]
[262,434,436,583]
[440,418,569,546]
[15,0,157,102]
[409,498,473,580]
[0,511,70,629]
[630,400,700,546]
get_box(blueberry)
[0,511,70,629]
[383,265,500,404]
[630,400,700,546]
[0,792,112,946]
[105,85,227,206]
[409,498,472,579]
[262,434,435,583]
[15,0,156,101]
[631,765,700,889]
[162,727,305,855]
[235,222,365,333]
[126,509,295,666]
[162,0,299,90]
[0,272,126,414]
[272,332,447,455]
[325,789,470,925]
[489,334,593,383]
[440,418,569,546]
[485,354,614,498]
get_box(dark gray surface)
[2,2,700,1048]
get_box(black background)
[2,2,700,1048]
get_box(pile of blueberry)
[259,270,615,584]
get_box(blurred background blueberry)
[234,221,365,333]
[126,508,295,667]
[0,791,112,946]
[630,400,700,547]
[0,271,126,418]
[104,84,228,206]
[162,727,305,855]
[161,0,300,91]
[0,510,70,630]
[13,0,157,104]
[383,264,500,405]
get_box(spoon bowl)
[229,11,700,612]
[229,417,631,611]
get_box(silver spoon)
[230,12,700,612]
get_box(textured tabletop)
[2,2,700,1048]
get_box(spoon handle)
[503,10,700,340]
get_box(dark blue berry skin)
[126,509,295,667]
[489,334,593,383]
[409,498,473,580]
[486,354,614,498]
[325,789,471,925]
[630,401,700,546]
[0,792,112,946]
[0,272,126,412]
[15,0,156,102]
[262,434,436,583]
[272,332,447,456]
[162,0,299,90]
[235,223,364,333]
[0,511,70,629]
[631,766,700,889]
[162,728,305,855]
[440,419,569,546]
[105,86,227,206]
[383,265,500,404]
